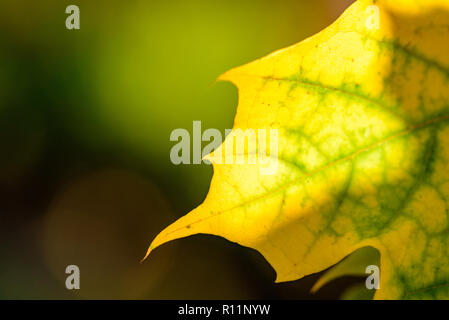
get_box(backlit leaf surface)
[147,0,449,299]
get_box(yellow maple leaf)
[146,0,449,299]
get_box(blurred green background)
[0,0,363,299]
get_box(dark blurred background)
[0,0,362,299]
